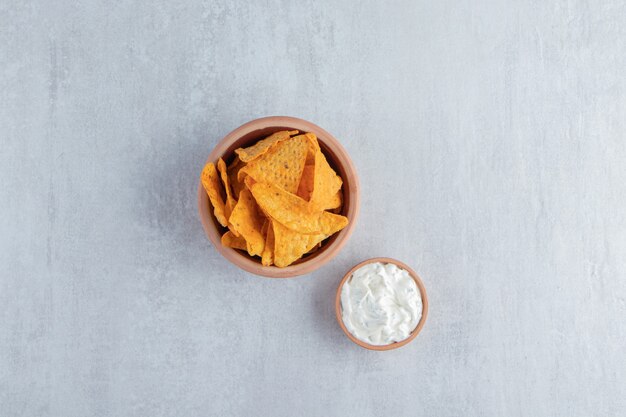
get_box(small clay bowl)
[198,116,360,278]
[335,257,428,351]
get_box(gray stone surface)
[1,1,625,416]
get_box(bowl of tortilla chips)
[198,116,359,278]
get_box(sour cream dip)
[340,262,422,346]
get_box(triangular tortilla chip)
[250,182,323,234]
[302,133,319,165]
[221,231,247,250]
[238,135,309,194]
[306,242,322,254]
[228,189,265,256]
[261,219,275,266]
[200,162,228,227]
[261,219,269,236]
[227,157,246,199]
[217,158,236,219]
[243,175,256,190]
[272,221,321,267]
[310,149,343,211]
[326,189,343,211]
[234,130,299,163]
[297,163,342,210]
[296,164,315,201]
[271,214,346,267]
[317,211,349,235]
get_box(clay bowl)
[335,257,428,351]
[198,116,360,278]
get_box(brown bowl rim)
[335,257,429,351]
[197,116,360,278]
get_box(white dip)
[340,262,422,346]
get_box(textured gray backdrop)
[1,1,625,416]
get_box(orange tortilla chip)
[217,158,236,219]
[228,189,265,256]
[221,231,247,251]
[304,133,319,151]
[238,135,309,194]
[271,214,346,267]
[201,162,228,227]
[261,219,269,236]
[249,182,323,234]
[227,157,246,199]
[296,164,315,201]
[310,149,343,211]
[261,220,275,266]
[243,175,256,190]
[272,221,321,267]
[300,133,319,165]
[326,189,343,210]
[307,242,322,254]
[317,211,349,235]
[234,130,299,163]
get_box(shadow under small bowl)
[198,116,360,278]
[335,257,428,351]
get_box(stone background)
[1,1,625,416]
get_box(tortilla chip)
[200,162,228,227]
[304,133,319,151]
[228,189,265,256]
[243,175,256,190]
[234,130,299,163]
[261,219,275,266]
[310,149,343,211]
[221,231,247,251]
[227,157,246,199]
[317,211,349,235]
[306,242,322,254]
[249,182,323,234]
[272,221,318,267]
[296,154,343,210]
[272,216,346,267]
[326,189,343,210]
[217,158,236,219]
[296,164,315,201]
[238,135,309,194]
[300,132,319,165]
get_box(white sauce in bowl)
[340,262,422,346]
